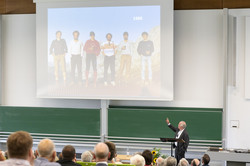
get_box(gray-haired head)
[178,158,189,166]
[130,154,145,166]
[81,151,93,162]
[37,139,55,158]
[165,156,177,166]
[178,121,187,130]
[156,157,164,166]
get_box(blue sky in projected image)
[48,6,160,48]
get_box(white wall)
[1,14,100,109]
[226,9,250,149]
[5,8,250,150]
[111,10,224,108]
[1,10,224,109]
[1,10,224,108]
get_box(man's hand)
[166,118,170,124]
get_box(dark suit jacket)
[168,124,190,154]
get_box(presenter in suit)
[166,118,189,163]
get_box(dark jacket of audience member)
[142,150,153,166]
[57,145,81,166]
[57,159,81,166]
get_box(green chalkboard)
[0,106,100,136]
[108,107,222,140]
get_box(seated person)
[90,151,96,162]
[165,156,177,166]
[94,143,109,166]
[191,159,199,166]
[35,139,60,166]
[57,145,81,166]
[0,131,34,166]
[142,150,153,166]
[130,154,145,166]
[105,141,116,163]
[58,153,63,161]
[201,154,210,166]
[81,151,93,162]
[0,150,6,161]
[178,158,189,166]
[156,157,164,166]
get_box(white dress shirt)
[69,40,83,55]
[175,129,184,146]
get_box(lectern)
[160,138,185,157]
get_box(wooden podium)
[160,138,185,157]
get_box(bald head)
[191,159,200,166]
[37,139,55,158]
[178,121,187,130]
[94,143,109,161]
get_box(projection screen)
[36,0,173,100]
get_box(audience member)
[178,158,189,166]
[0,150,5,161]
[35,139,60,166]
[58,153,63,161]
[57,145,80,166]
[191,159,199,166]
[190,159,199,166]
[130,154,145,166]
[105,141,116,163]
[81,151,93,162]
[34,150,39,159]
[165,156,177,166]
[94,143,109,166]
[156,157,164,166]
[0,131,34,166]
[4,151,8,160]
[142,150,153,166]
[201,154,210,166]
[90,151,96,162]
[114,156,122,163]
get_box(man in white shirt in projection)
[69,31,83,85]
[101,33,116,86]
[117,32,133,85]
[49,31,68,82]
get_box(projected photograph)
[40,5,170,100]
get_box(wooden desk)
[117,155,132,161]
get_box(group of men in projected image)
[49,30,154,87]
